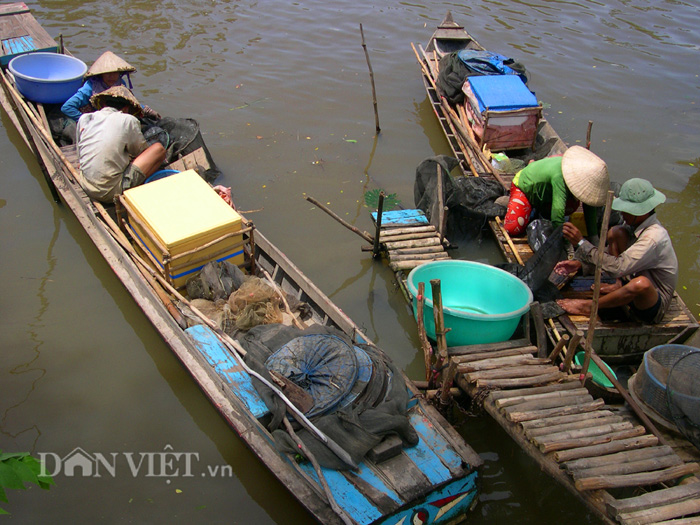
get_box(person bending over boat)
[503,146,609,242]
[555,179,677,324]
[61,51,159,122]
[76,86,166,203]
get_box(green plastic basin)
[407,260,533,346]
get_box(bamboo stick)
[304,195,373,243]
[262,268,305,330]
[565,445,674,472]
[430,279,449,370]
[495,388,590,409]
[452,346,538,364]
[548,333,570,362]
[459,355,550,373]
[580,190,614,380]
[502,394,594,415]
[506,399,605,423]
[618,498,700,525]
[553,435,659,463]
[571,454,683,480]
[380,225,437,236]
[436,164,445,241]
[466,365,559,381]
[535,421,637,446]
[495,216,525,265]
[372,191,384,258]
[607,481,700,518]
[526,416,624,438]
[359,24,380,134]
[575,463,700,491]
[475,371,563,389]
[379,232,438,243]
[439,360,458,406]
[538,426,647,454]
[416,282,433,384]
[388,246,446,255]
[384,237,442,249]
[561,331,582,373]
[488,378,582,401]
[390,257,448,271]
[389,252,449,262]
[520,410,617,431]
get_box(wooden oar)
[304,195,374,244]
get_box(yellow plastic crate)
[122,170,244,288]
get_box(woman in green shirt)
[503,145,609,240]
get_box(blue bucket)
[8,52,87,104]
[407,260,533,346]
[145,169,179,184]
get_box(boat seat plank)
[373,209,429,227]
[344,463,403,510]
[298,462,383,525]
[185,325,270,419]
[0,4,57,65]
[371,452,433,502]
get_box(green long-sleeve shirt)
[514,156,599,236]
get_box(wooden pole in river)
[430,279,451,389]
[372,191,384,258]
[360,24,380,134]
[304,195,374,244]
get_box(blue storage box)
[467,75,538,113]
[463,74,542,151]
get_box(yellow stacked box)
[123,170,243,288]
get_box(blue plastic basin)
[8,52,87,104]
[407,260,533,346]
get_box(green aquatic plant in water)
[0,451,54,514]
[363,189,401,210]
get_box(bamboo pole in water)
[416,282,434,384]
[360,24,380,134]
[372,191,384,258]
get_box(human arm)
[61,81,93,121]
[124,115,148,158]
[577,228,660,278]
[550,171,568,227]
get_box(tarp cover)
[238,324,419,470]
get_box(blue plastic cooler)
[467,75,538,113]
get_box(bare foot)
[599,281,622,294]
[556,298,592,316]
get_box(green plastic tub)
[407,260,533,346]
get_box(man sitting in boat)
[75,86,166,203]
[555,178,677,324]
[503,145,609,242]
[61,51,160,123]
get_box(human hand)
[554,259,582,277]
[598,280,622,294]
[562,222,583,245]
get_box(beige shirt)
[76,107,146,202]
[576,214,678,322]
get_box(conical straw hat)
[85,51,136,78]
[90,85,141,115]
[561,145,609,207]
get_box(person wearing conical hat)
[75,86,165,203]
[61,51,136,122]
[503,146,610,241]
[556,178,678,324]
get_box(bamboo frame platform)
[452,344,700,524]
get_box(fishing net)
[633,345,700,449]
[414,155,506,239]
[666,348,700,449]
[226,278,283,331]
[238,324,418,470]
[186,260,247,301]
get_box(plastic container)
[8,52,87,104]
[574,351,615,388]
[145,169,179,184]
[407,260,533,346]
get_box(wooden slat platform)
[0,2,57,65]
[454,345,700,524]
[371,209,450,274]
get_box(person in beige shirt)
[76,86,165,203]
[555,178,677,324]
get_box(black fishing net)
[666,348,700,450]
[141,116,222,182]
[414,155,506,239]
[237,323,418,470]
[497,225,565,304]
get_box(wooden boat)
[412,12,698,364]
[0,4,483,523]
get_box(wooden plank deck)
[453,344,700,524]
[0,2,57,65]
